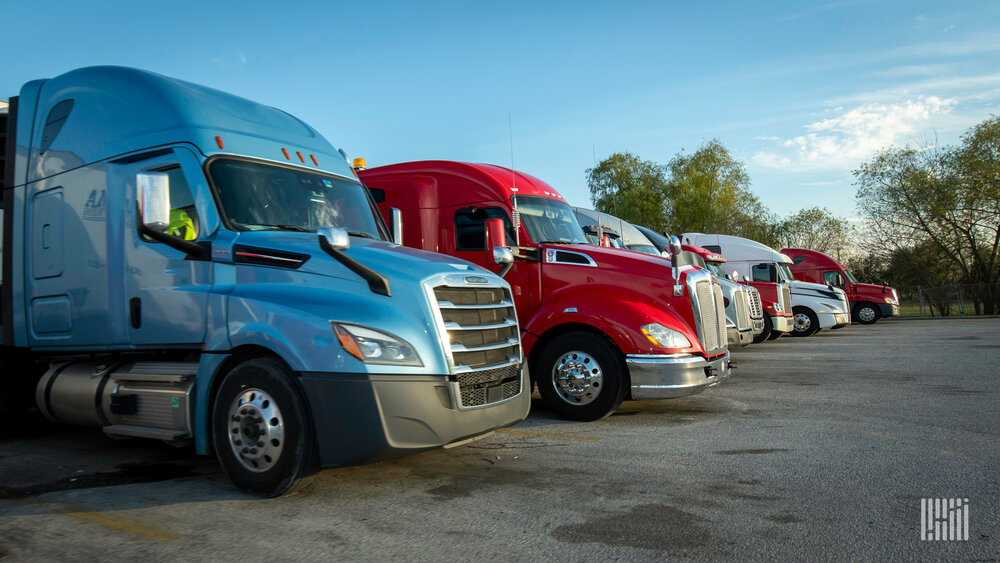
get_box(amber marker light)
[332,323,364,361]
[352,157,366,171]
[296,151,305,163]
[310,154,318,166]
[215,136,224,149]
[281,148,291,160]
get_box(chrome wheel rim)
[227,388,285,473]
[858,307,876,322]
[552,351,603,406]
[794,313,812,333]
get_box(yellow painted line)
[495,429,600,441]
[16,497,181,543]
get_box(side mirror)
[729,271,739,282]
[668,235,682,257]
[318,227,350,251]
[390,208,403,245]
[485,218,507,260]
[137,171,171,232]
[485,217,513,277]
[668,235,682,286]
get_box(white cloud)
[753,96,957,171]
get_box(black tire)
[791,306,819,337]
[853,302,881,325]
[753,315,773,344]
[536,332,627,421]
[213,358,318,497]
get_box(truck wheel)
[536,332,627,421]
[753,315,773,344]
[853,302,881,325]
[213,358,318,497]
[791,307,819,337]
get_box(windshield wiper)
[346,230,377,240]
[247,224,313,232]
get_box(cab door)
[118,147,215,346]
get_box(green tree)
[586,152,669,232]
[854,115,1000,313]
[777,206,852,256]
[663,139,780,244]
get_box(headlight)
[641,323,691,348]
[332,322,423,366]
[773,301,783,313]
[884,297,897,305]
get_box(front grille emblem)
[465,276,489,285]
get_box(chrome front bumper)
[880,303,900,318]
[818,311,851,329]
[772,314,794,333]
[626,351,732,400]
[727,326,753,347]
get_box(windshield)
[706,262,727,277]
[515,195,588,245]
[777,263,795,282]
[843,269,859,283]
[209,159,385,238]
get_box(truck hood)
[854,281,896,299]
[230,231,489,288]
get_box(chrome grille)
[746,286,764,320]
[456,364,521,408]
[434,283,523,409]
[781,284,792,313]
[435,286,520,371]
[714,282,727,348]
[694,279,725,354]
[734,290,750,331]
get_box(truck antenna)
[508,110,520,246]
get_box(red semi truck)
[358,161,732,421]
[782,248,899,324]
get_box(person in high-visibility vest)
[166,208,197,241]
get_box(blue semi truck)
[0,67,528,496]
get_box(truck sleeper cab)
[359,161,732,421]
[782,248,899,324]
[683,233,850,337]
[1,67,528,497]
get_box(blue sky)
[4,0,999,221]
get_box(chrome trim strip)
[437,300,515,310]
[451,337,520,353]
[444,318,517,331]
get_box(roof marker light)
[296,151,305,163]
[352,158,366,171]
[281,148,291,160]
[310,154,318,166]
[215,136,224,149]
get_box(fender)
[521,283,701,358]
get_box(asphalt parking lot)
[1,318,998,561]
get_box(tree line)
[586,116,1000,313]
[585,140,852,257]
